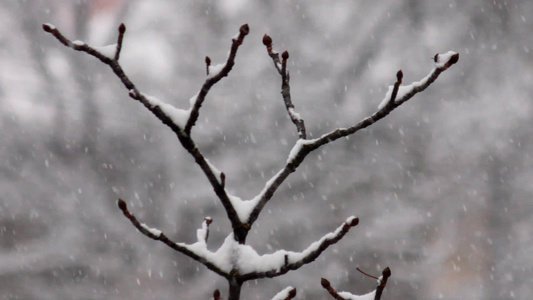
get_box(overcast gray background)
[1,1,532,299]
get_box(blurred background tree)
[0,1,531,299]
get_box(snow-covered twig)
[240,216,359,281]
[263,34,306,139]
[271,286,297,300]
[117,199,229,279]
[44,23,246,243]
[247,52,458,226]
[185,24,250,134]
[322,267,391,300]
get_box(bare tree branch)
[263,34,306,139]
[239,217,358,281]
[117,199,230,279]
[247,52,459,226]
[43,23,248,243]
[185,24,250,134]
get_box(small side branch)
[117,199,229,279]
[263,34,306,139]
[185,24,250,134]
[240,217,359,281]
[44,23,245,243]
[247,52,459,225]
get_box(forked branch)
[247,51,459,226]
[44,22,248,243]
[117,199,229,279]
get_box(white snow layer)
[72,40,85,47]
[271,286,295,300]
[93,44,117,59]
[196,219,210,244]
[140,223,162,237]
[338,290,376,300]
[287,139,316,163]
[435,51,458,68]
[43,23,56,30]
[228,194,257,222]
[378,72,432,109]
[179,216,355,274]
[143,93,191,128]
[208,63,225,79]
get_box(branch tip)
[117,198,127,211]
[213,289,220,300]
[262,34,272,47]
[118,23,126,34]
[449,53,460,65]
[42,23,53,32]
[282,50,289,60]
[205,217,213,225]
[321,278,331,288]
[396,70,403,82]
[382,266,391,278]
[349,217,359,227]
[240,24,250,36]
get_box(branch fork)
[45,21,458,300]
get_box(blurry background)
[1,1,532,299]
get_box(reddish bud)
[117,199,127,211]
[205,56,211,65]
[382,267,391,278]
[320,278,331,288]
[205,217,213,225]
[288,288,297,298]
[213,289,220,300]
[349,217,359,226]
[240,24,250,36]
[449,53,459,65]
[42,24,53,32]
[282,51,289,60]
[396,70,403,82]
[118,23,126,34]
[433,53,439,62]
[262,34,272,47]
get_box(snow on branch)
[185,24,250,134]
[117,199,230,279]
[246,51,459,226]
[263,34,306,139]
[321,267,391,300]
[271,286,297,300]
[44,22,246,243]
[239,216,359,281]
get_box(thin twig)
[44,23,247,243]
[185,24,250,134]
[356,267,380,280]
[247,53,459,226]
[263,34,306,139]
[240,217,359,281]
[320,278,347,300]
[117,199,229,279]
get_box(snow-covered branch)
[263,34,306,139]
[44,22,247,243]
[117,199,230,279]
[239,216,359,281]
[185,24,250,134]
[247,51,459,226]
[321,267,391,300]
